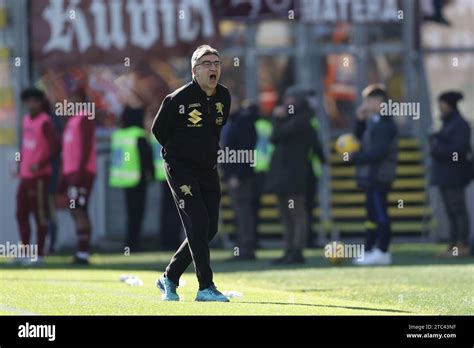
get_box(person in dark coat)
[221,99,257,260]
[121,106,155,251]
[305,90,327,248]
[44,99,62,254]
[265,85,314,264]
[430,91,472,258]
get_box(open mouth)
[210,74,217,82]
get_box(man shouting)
[152,45,231,302]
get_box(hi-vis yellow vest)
[310,117,322,178]
[152,137,166,181]
[109,126,146,188]
[255,118,274,173]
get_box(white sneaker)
[7,257,36,266]
[352,249,373,265]
[7,257,25,265]
[353,248,391,266]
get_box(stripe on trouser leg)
[37,179,46,226]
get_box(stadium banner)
[218,0,402,23]
[216,0,297,20]
[31,0,220,68]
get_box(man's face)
[24,98,43,116]
[438,100,451,117]
[365,96,383,114]
[283,95,296,109]
[193,54,221,91]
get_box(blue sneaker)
[156,277,180,302]
[195,284,229,302]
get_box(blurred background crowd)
[0,0,473,264]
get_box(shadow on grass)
[242,301,412,314]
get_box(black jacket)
[152,79,231,169]
[265,109,313,195]
[352,115,398,190]
[220,105,257,181]
[430,111,472,188]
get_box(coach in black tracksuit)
[152,45,230,293]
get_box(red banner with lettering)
[31,0,220,68]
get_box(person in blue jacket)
[221,98,257,260]
[351,84,398,266]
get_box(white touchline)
[0,305,38,315]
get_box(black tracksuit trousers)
[163,160,221,290]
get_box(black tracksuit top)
[152,79,231,169]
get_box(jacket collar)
[369,114,381,123]
[442,110,459,124]
[192,78,218,98]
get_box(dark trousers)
[159,180,182,250]
[251,172,266,248]
[228,176,255,257]
[277,194,308,252]
[163,161,221,290]
[124,181,147,249]
[16,176,50,257]
[47,193,57,253]
[364,188,391,252]
[440,186,469,245]
[305,169,318,247]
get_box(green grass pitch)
[0,243,472,315]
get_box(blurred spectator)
[152,137,182,251]
[109,105,155,252]
[14,88,61,265]
[129,93,181,251]
[266,85,315,264]
[351,84,398,266]
[305,90,327,247]
[221,97,257,261]
[252,107,273,250]
[43,99,63,254]
[58,88,97,264]
[430,91,472,258]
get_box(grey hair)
[191,45,220,75]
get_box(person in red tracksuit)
[15,88,60,265]
[58,89,97,265]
